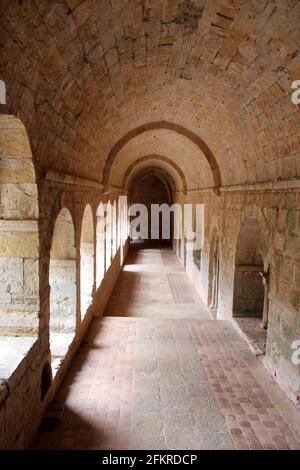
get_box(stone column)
[210,254,219,309]
[259,271,269,329]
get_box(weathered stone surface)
[0,183,38,219]
[32,249,300,450]
[0,116,32,158]
[0,157,36,183]
[0,231,38,258]
[24,259,39,298]
[0,257,23,300]
[0,0,300,452]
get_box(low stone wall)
[0,338,43,449]
[0,135,129,449]
[0,239,129,449]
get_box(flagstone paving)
[33,246,300,450]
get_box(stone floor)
[33,246,300,450]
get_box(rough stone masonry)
[0,0,300,450]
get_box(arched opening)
[103,121,221,190]
[129,170,174,246]
[80,205,94,319]
[117,199,121,253]
[49,208,76,371]
[0,114,40,383]
[0,115,40,336]
[112,200,117,258]
[233,218,268,354]
[208,230,220,318]
[122,155,187,195]
[106,201,112,270]
[96,202,106,286]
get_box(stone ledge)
[220,178,300,193]
[0,336,37,383]
[44,170,103,190]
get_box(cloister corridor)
[1,0,300,454]
[33,245,300,450]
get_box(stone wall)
[0,115,39,336]
[0,118,129,448]
[180,185,300,405]
[1,0,299,448]
[233,266,264,317]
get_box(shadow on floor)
[33,319,116,450]
[33,405,108,450]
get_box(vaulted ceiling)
[1,0,299,188]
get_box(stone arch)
[80,204,94,320]
[0,115,39,335]
[130,168,174,203]
[49,207,76,373]
[123,155,187,194]
[208,227,220,313]
[129,168,175,243]
[103,121,221,190]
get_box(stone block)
[24,259,39,298]
[0,116,31,158]
[0,231,39,258]
[0,157,36,183]
[0,257,23,298]
[0,183,38,219]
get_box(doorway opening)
[129,170,174,248]
[232,218,269,354]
